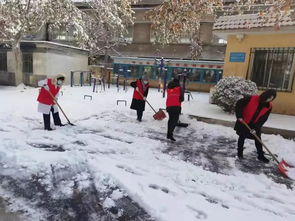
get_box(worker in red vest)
[166,78,184,141]
[234,89,277,163]
[37,74,66,130]
[130,75,149,122]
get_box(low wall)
[0,71,16,86]
[189,115,295,139]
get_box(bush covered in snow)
[211,76,258,113]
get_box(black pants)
[137,110,143,121]
[237,131,263,156]
[167,111,180,137]
[43,107,62,129]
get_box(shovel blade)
[153,110,166,120]
[278,159,293,178]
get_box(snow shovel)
[47,89,76,126]
[136,89,166,120]
[240,120,293,179]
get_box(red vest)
[133,80,149,100]
[37,79,60,105]
[243,95,272,124]
[166,87,181,107]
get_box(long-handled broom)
[241,120,293,179]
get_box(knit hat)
[173,78,180,84]
[259,89,277,102]
[55,74,66,81]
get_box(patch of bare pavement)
[0,169,154,221]
[0,197,20,221]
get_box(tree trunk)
[12,34,23,86]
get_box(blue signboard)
[230,52,246,62]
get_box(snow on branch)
[146,0,294,59]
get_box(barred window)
[23,53,33,74]
[0,52,7,71]
[249,48,295,92]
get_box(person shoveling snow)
[234,89,277,163]
[130,75,150,122]
[37,74,66,130]
[166,78,184,141]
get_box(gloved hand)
[250,129,256,135]
[238,118,244,123]
[43,85,49,91]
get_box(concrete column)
[133,23,151,43]
[199,22,214,44]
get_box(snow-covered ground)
[0,84,295,221]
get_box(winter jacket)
[131,79,149,100]
[243,96,272,124]
[37,79,60,114]
[37,79,60,105]
[130,79,149,111]
[167,87,181,107]
[166,80,184,113]
[234,96,272,137]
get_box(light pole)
[155,57,169,98]
[125,69,131,91]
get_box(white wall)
[34,51,89,85]
[33,52,47,76]
[7,51,15,73]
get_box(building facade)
[112,56,223,92]
[110,0,226,60]
[0,42,89,87]
[214,13,295,115]
[0,0,226,87]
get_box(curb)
[189,115,295,139]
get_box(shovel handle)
[240,120,280,164]
[136,88,157,114]
[47,89,73,125]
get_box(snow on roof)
[213,12,295,31]
[22,40,89,52]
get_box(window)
[204,70,217,83]
[124,26,133,43]
[188,69,202,82]
[23,53,33,74]
[154,66,167,80]
[172,68,186,79]
[218,39,227,44]
[249,48,295,91]
[143,66,156,80]
[0,52,7,71]
[130,65,142,78]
